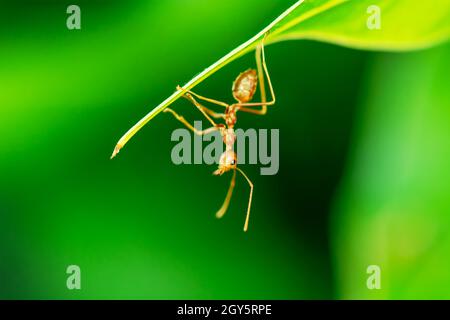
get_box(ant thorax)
[225,105,238,128]
[222,127,236,151]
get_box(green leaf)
[112,0,450,157]
[331,43,450,299]
[271,0,450,51]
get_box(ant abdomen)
[232,69,258,103]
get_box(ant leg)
[177,85,229,107]
[250,42,267,114]
[237,33,276,109]
[216,169,237,219]
[238,106,267,115]
[180,92,225,119]
[198,105,226,119]
[182,93,224,128]
[163,108,218,135]
[237,167,254,232]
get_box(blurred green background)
[0,0,449,299]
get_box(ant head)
[213,150,237,175]
[232,69,257,103]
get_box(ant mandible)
[163,33,275,232]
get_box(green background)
[0,0,449,299]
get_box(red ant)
[163,33,275,231]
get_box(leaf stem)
[111,0,305,159]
